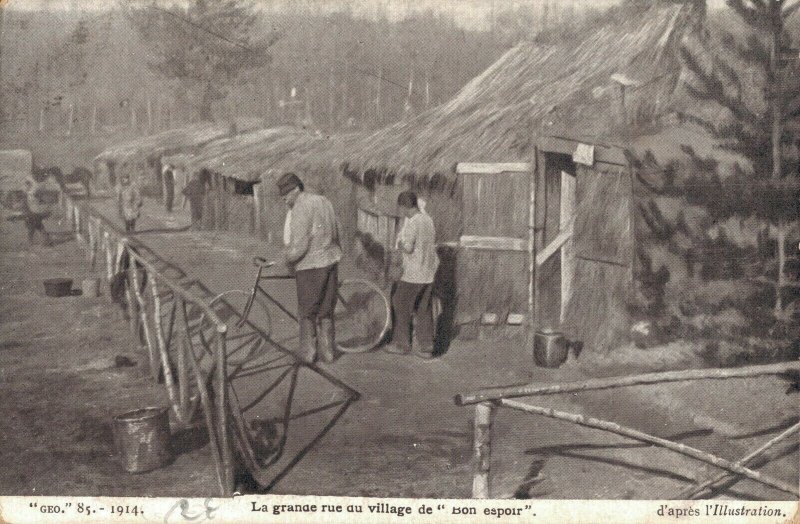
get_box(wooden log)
[216,329,234,493]
[177,301,191,419]
[124,262,139,341]
[150,278,183,421]
[130,258,158,379]
[499,399,799,497]
[677,422,800,499]
[456,361,800,405]
[186,334,227,496]
[472,402,493,498]
[103,232,114,281]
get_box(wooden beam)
[460,235,527,252]
[455,361,800,406]
[536,221,572,266]
[456,162,532,175]
[539,135,628,166]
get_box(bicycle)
[208,256,391,368]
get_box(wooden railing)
[62,194,234,495]
[456,362,800,499]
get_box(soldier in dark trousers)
[385,191,439,360]
[278,173,342,364]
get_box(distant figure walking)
[117,173,143,233]
[23,172,56,246]
[162,163,175,213]
[182,170,207,228]
[385,191,439,360]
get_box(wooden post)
[472,402,493,498]
[216,327,233,493]
[252,183,263,238]
[186,340,227,496]
[130,259,159,380]
[528,148,538,348]
[104,232,114,282]
[150,278,183,421]
[177,305,190,417]
[125,267,139,343]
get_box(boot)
[317,318,337,363]
[299,318,317,363]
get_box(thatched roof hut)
[172,125,361,242]
[92,118,264,189]
[341,5,689,187]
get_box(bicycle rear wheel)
[334,278,390,354]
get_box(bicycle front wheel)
[334,278,390,353]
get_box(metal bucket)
[533,331,568,368]
[112,407,173,473]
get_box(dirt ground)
[0,196,796,500]
[0,210,218,496]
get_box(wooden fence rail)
[62,194,234,495]
[458,362,800,499]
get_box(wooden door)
[456,162,532,326]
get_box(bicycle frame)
[236,264,297,329]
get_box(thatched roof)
[183,125,362,187]
[94,118,264,167]
[341,5,690,184]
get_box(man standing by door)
[386,191,439,359]
[278,172,342,364]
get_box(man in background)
[278,172,342,364]
[162,163,175,213]
[386,190,439,360]
[117,172,143,233]
[23,171,56,246]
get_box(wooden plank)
[457,162,531,175]
[537,222,573,266]
[460,235,527,252]
[539,135,628,166]
[561,170,577,322]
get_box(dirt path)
[0,210,218,496]
[1,196,795,500]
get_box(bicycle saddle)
[253,256,276,268]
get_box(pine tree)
[679,0,800,318]
[128,0,280,121]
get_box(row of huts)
[92,5,703,354]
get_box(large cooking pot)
[533,331,568,368]
[43,278,73,297]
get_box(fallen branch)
[498,399,799,497]
[456,362,800,405]
[677,422,800,499]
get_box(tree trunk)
[376,65,383,126]
[769,0,785,318]
[199,83,215,122]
